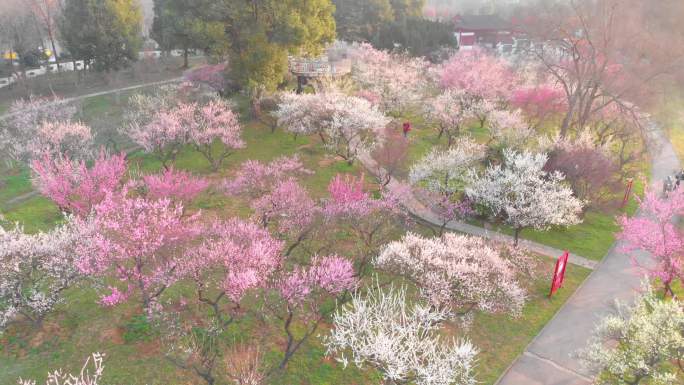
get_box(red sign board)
[549,251,569,297]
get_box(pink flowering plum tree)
[0,95,78,164]
[467,149,584,245]
[250,178,319,256]
[270,255,356,371]
[618,188,684,297]
[157,219,284,385]
[76,187,203,311]
[184,63,229,96]
[183,100,244,171]
[0,217,86,331]
[439,48,515,101]
[31,150,127,217]
[223,155,311,199]
[376,232,537,322]
[324,284,478,385]
[323,174,406,275]
[129,100,243,171]
[143,167,210,203]
[510,83,566,129]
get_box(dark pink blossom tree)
[619,188,684,297]
[143,167,210,203]
[76,187,203,311]
[510,83,567,129]
[323,174,406,276]
[31,150,127,217]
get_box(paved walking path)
[493,122,679,385]
[0,77,182,121]
[357,152,598,270]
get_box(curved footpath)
[360,121,679,384]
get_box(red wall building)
[453,14,516,50]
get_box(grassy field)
[0,86,601,385]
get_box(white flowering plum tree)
[579,284,684,385]
[467,149,584,245]
[324,284,478,385]
[0,217,85,331]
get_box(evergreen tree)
[59,0,142,72]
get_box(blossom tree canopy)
[579,284,684,385]
[0,95,78,164]
[324,284,478,385]
[466,149,584,244]
[275,92,389,164]
[76,187,203,310]
[31,150,127,217]
[128,100,243,170]
[184,63,229,95]
[143,167,210,203]
[487,108,535,149]
[439,48,515,101]
[251,178,318,237]
[424,89,476,146]
[618,188,684,296]
[29,121,94,160]
[349,42,430,114]
[223,155,311,199]
[0,217,86,331]
[376,232,534,319]
[409,137,486,197]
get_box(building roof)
[453,14,513,31]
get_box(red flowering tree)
[31,150,127,217]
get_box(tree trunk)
[513,227,521,246]
[183,47,189,69]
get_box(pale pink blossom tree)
[29,121,94,160]
[223,155,311,199]
[31,150,127,217]
[0,217,86,331]
[424,89,476,146]
[183,100,244,171]
[439,48,516,101]
[349,43,430,114]
[376,232,535,321]
[129,100,244,171]
[1,95,78,164]
[143,167,210,203]
[275,92,389,164]
[76,187,203,311]
[250,179,318,256]
[618,188,684,297]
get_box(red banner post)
[621,178,634,209]
[549,251,570,297]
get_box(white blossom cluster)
[376,232,531,319]
[0,217,83,331]
[409,137,486,196]
[274,92,389,162]
[324,284,477,385]
[487,109,535,149]
[18,352,105,385]
[467,149,584,233]
[579,284,684,385]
